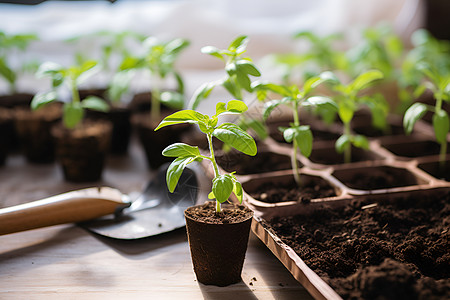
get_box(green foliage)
[156,100,257,212]
[347,23,403,79]
[0,30,38,93]
[252,72,336,184]
[403,53,450,166]
[119,36,190,119]
[189,35,261,109]
[31,61,109,129]
[269,31,347,84]
[326,69,385,163]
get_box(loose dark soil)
[185,201,253,224]
[418,160,450,182]
[266,191,450,299]
[247,175,337,203]
[309,146,383,165]
[381,140,446,158]
[332,166,420,190]
[217,149,299,175]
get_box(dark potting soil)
[248,176,337,204]
[185,201,253,224]
[266,191,450,299]
[333,166,419,191]
[217,150,298,175]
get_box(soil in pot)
[134,112,190,169]
[309,145,384,165]
[216,147,300,175]
[184,201,254,286]
[246,174,337,204]
[0,108,14,165]
[332,165,422,191]
[0,93,34,150]
[266,191,450,299]
[87,106,132,155]
[418,159,450,182]
[51,120,112,182]
[267,120,341,145]
[14,103,62,163]
[381,139,447,159]
[0,92,33,108]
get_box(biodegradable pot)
[87,106,132,155]
[51,120,112,182]
[14,104,62,163]
[0,93,34,151]
[184,201,254,287]
[0,108,14,165]
[134,112,189,169]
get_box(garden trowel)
[0,163,203,239]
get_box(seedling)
[326,70,385,163]
[403,62,450,169]
[120,37,190,121]
[189,35,265,139]
[252,72,336,184]
[0,31,38,94]
[155,100,257,213]
[30,60,109,128]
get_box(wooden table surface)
[0,139,314,300]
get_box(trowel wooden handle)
[0,187,129,236]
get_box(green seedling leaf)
[336,134,351,154]
[0,57,15,85]
[189,81,218,110]
[433,110,450,144]
[350,69,384,92]
[338,100,355,124]
[63,102,84,129]
[201,46,224,60]
[303,96,338,111]
[233,180,243,203]
[403,102,428,134]
[235,60,261,77]
[77,61,99,85]
[160,91,184,110]
[222,76,242,100]
[166,156,196,193]
[31,91,57,110]
[352,135,370,149]
[213,123,257,156]
[162,142,200,158]
[226,99,248,113]
[229,35,248,54]
[81,96,110,112]
[283,126,313,157]
[212,174,234,203]
[155,110,206,130]
[35,62,63,77]
[263,99,282,120]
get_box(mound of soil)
[267,191,450,299]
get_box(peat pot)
[51,120,112,182]
[184,201,254,287]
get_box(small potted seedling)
[120,36,190,168]
[325,70,385,163]
[0,31,39,163]
[273,31,348,84]
[252,72,337,184]
[155,100,256,286]
[0,30,38,106]
[31,60,111,182]
[403,62,450,175]
[189,35,266,140]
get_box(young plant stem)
[344,121,352,164]
[435,95,447,172]
[71,78,80,104]
[207,133,222,213]
[292,102,301,185]
[151,85,161,122]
